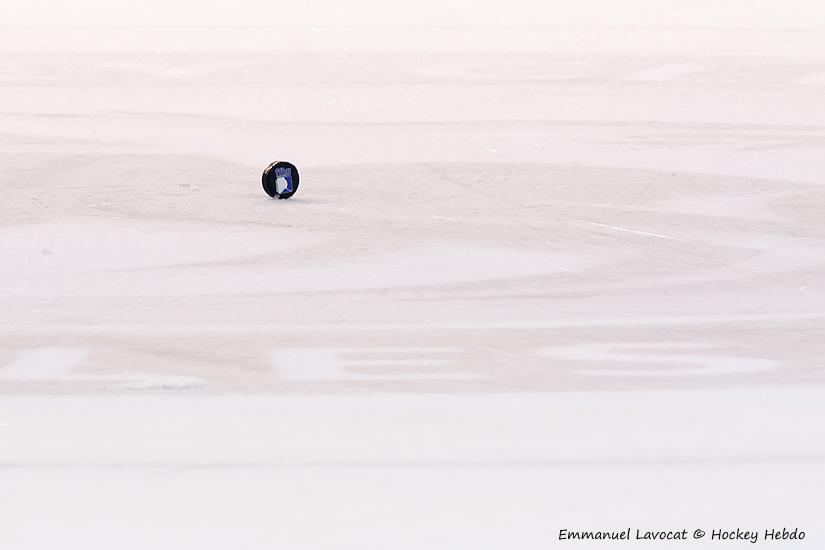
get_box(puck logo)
[273,167,294,195]
[262,161,300,199]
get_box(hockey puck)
[262,161,300,199]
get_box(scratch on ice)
[585,221,685,241]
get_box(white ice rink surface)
[2,2,825,547]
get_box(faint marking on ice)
[584,221,684,241]
[540,343,776,377]
[5,311,824,333]
[621,63,703,82]
[117,376,204,391]
[480,346,522,358]
[0,347,204,390]
[272,347,480,382]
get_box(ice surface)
[1,3,825,547]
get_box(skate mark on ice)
[583,221,686,241]
[6,311,824,333]
[271,347,481,382]
[0,347,204,390]
[540,343,776,377]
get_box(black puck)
[262,161,300,199]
